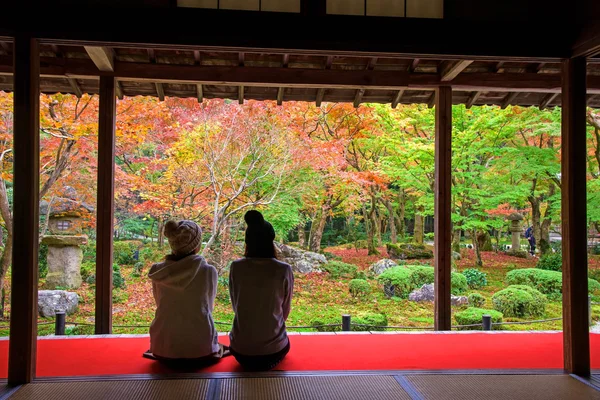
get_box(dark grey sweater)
[228,257,294,356]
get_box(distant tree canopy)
[0,92,598,272]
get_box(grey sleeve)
[283,268,294,321]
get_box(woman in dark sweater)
[228,210,294,371]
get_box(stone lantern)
[507,212,524,252]
[41,187,93,289]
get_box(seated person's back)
[149,220,219,360]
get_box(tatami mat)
[4,373,600,400]
[8,379,209,400]
[219,375,411,400]
[406,374,600,400]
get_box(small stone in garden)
[274,242,326,273]
[369,259,398,275]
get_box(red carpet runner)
[1,333,599,377]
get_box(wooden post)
[8,36,40,385]
[95,76,116,334]
[561,57,590,376]
[434,86,452,331]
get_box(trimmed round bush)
[113,240,142,266]
[352,313,388,331]
[112,263,126,289]
[378,267,414,298]
[80,262,95,281]
[536,253,562,272]
[506,268,600,296]
[349,279,371,297]
[492,285,546,317]
[455,307,503,330]
[311,316,342,332]
[322,261,358,279]
[468,293,485,308]
[463,268,488,289]
[378,265,468,298]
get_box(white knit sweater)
[228,257,294,356]
[148,254,220,359]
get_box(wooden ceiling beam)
[0,42,10,55]
[282,54,289,68]
[155,82,165,101]
[278,54,289,106]
[84,46,114,72]
[392,89,405,108]
[239,86,244,104]
[493,61,505,73]
[539,92,559,110]
[409,59,420,73]
[325,55,333,69]
[148,49,156,63]
[588,95,597,106]
[196,83,203,103]
[316,88,325,107]
[427,92,436,108]
[440,60,474,82]
[353,89,365,108]
[501,92,519,109]
[50,45,63,58]
[277,87,284,106]
[194,50,201,65]
[67,77,82,98]
[466,91,480,109]
[239,52,245,67]
[115,80,124,100]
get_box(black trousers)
[231,341,290,371]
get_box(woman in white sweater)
[145,220,228,365]
[229,210,294,371]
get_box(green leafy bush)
[352,313,388,331]
[386,242,433,260]
[311,316,342,332]
[349,279,371,297]
[81,241,97,263]
[322,261,358,279]
[492,285,546,317]
[463,268,488,289]
[536,253,562,272]
[589,268,600,283]
[139,244,165,265]
[355,271,368,280]
[112,290,129,304]
[593,244,600,256]
[454,307,503,330]
[112,263,126,289]
[468,293,486,308]
[322,251,342,262]
[378,265,467,298]
[506,268,600,296]
[80,262,96,281]
[113,241,142,266]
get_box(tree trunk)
[476,231,493,251]
[529,196,541,247]
[395,190,406,240]
[297,223,306,248]
[157,218,165,248]
[366,195,380,255]
[414,207,425,244]
[385,199,397,244]
[309,206,328,252]
[452,229,462,253]
[472,229,483,267]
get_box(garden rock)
[386,242,433,260]
[408,283,468,306]
[369,259,397,275]
[274,242,326,273]
[38,290,79,318]
[452,251,461,260]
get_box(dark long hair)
[244,242,276,258]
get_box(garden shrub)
[139,244,165,265]
[352,313,388,331]
[354,240,368,249]
[506,268,600,296]
[349,279,371,297]
[81,241,97,263]
[131,262,144,278]
[322,261,358,279]
[386,242,433,260]
[378,265,467,298]
[536,253,562,272]
[377,267,414,299]
[112,290,129,304]
[355,271,368,280]
[112,263,126,289]
[113,241,142,266]
[492,285,546,317]
[311,316,342,332]
[589,268,600,283]
[322,251,342,261]
[462,268,488,289]
[593,244,600,256]
[80,262,95,281]
[454,307,503,330]
[468,293,486,308]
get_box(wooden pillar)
[95,76,116,334]
[434,86,452,331]
[561,57,590,376]
[8,36,40,385]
